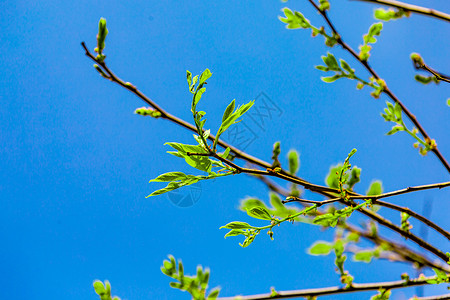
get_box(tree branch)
[352,0,450,23]
[217,275,439,300]
[307,0,450,173]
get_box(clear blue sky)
[1,0,449,299]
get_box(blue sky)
[1,0,449,299]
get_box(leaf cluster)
[161,255,220,300]
[374,8,410,22]
[93,280,120,300]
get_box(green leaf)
[321,75,341,83]
[325,164,343,189]
[220,221,253,230]
[347,167,361,189]
[224,229,247,238]
[93,280,106,295]
[150,172,188,182]
[147,178,199,197]
[353,251,374,263]
[308,241,333,255]
[216,100,255,141]
[246,206,272,220]
[315,65,329,71]
[322,53,340,71]
[199,68,212,86]
[165,142,212,172]
[414,74,433,84]
[207,289,220,299]
[190,75,199,93]
[271,141,281,168]
[386,125,403,135]
[220,147,231,159]
[192,87,206,112]
[393,102,402,120]
[365,23,383,44]
[313,213,338,227]
[240,235,256,248]
[288,150,300,175]
[366,180,383,196]
[222,100,236,123]
[96,18,108,54]
[187,70,192,88]
[340,59,354,74]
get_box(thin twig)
[348,181,450,200]
[217,275,438,300]
[282,196,341,206]
[352,0,450,23]
[307,1,450,173]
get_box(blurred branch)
[353,0,450,23]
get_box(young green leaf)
[199,68,212,86]
[220,221,253,230]
[366,180,383,196]
[224,229,247,238]
[308,241,333,255]
[288,150,300,175]
[246,206,272,220]
[353,250,374,263]
[150,172,188,182]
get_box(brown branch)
[352,0,450,23]
[217,275,438,300]
[307,1,450,173]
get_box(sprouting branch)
[306,0,450,173]
[352,0,450,23]
[217,275,439,300]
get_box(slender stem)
[217,275,438,300]
[307,1,450,173]
[348,181,450,200]
[352,0,450,23]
